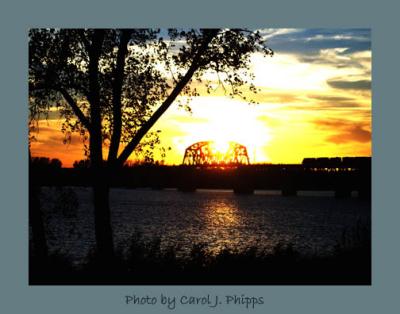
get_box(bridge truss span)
[182,141,250,166]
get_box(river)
[38,187,370,264]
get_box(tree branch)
[29,82,92,132]
[57,88,92,132]
[87,29,105,167]
[116,29,219,166]
[77,29,91,54]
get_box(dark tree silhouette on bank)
[29,28,273,263]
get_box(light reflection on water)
[40,187,370,263]
[201,198,243,254]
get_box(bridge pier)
[281,187,297,196]
[178,186,197,192]
[233,168,255,194]
[358,185,371,200]
[281,179,298,196]
[334,187,352,198]
[151,185,165,190]
[233,187,254,194]
[333,173,353,198]
[177,167,197,192]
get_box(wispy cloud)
[260,29,371,75]
[261,28,370,55]
[327,78,371,90]
[313,118,371,144]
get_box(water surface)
[40,187,370,264]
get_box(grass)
[30,224,370,285]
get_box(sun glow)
[211,140,231,155]
[169,97,272,164]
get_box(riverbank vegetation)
[30,223,370,285]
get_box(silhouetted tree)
[30,157,62,170]
[29,28,273,263]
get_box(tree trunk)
[92,169,115,263]
[29,150,48,261]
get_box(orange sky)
[30,29,371,167]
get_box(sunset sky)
[30,28,371,167]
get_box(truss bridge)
[182,141,250,166]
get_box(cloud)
[296,47,371,71]
[327,79,371,90]
[258,29,371,73]
[252,91,303,104]
[307,95,354,102]
[29,121,87,167]
[260,28,370,56]
[259,28,303,41]
[326,126,371,144]
[305,94,363,109]
[313,118,371,144]
[254,90,366,111]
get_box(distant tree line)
[30,157,62,169]
[71,158,164,169]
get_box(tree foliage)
[29,28,272,166]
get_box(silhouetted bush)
[29,223,371,285]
